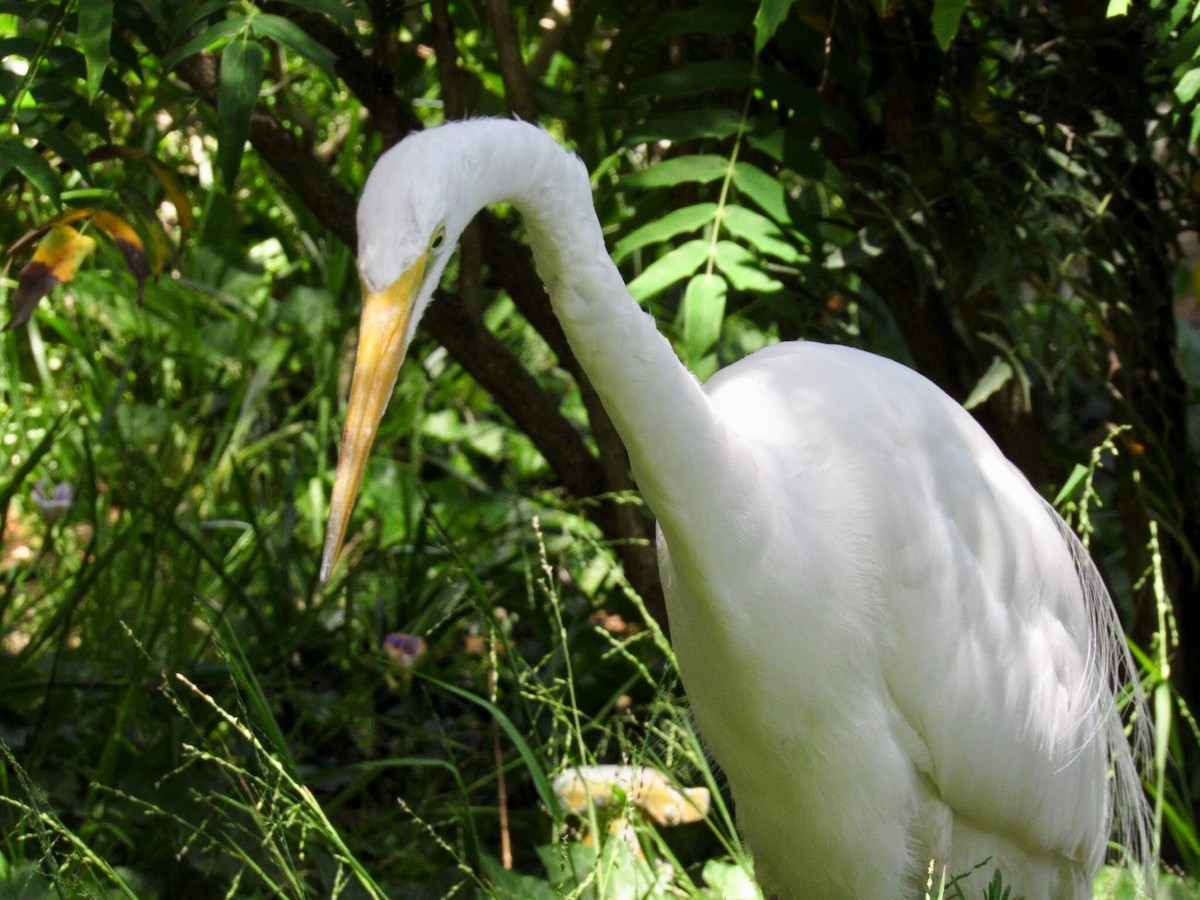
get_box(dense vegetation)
[1,0,1199,896]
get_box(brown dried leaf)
[5,225,97,330]
[92,210,150,300]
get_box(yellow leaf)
[6,208,94,258]
[91,210,151,300]
[5,225,97,329]
[91,209,140,246]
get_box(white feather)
[350,119,1153,899]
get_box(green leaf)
[650,5,753,38]
[963,355,1014,410]
[747,127,785,164]
[24,120,90,177]
[1175,67,1200,104]
[1105,0,1131,16]
[753,0,796,53]
[732,162,789,224]
[722,204,805,263]
[714,241,782,293]
[168,0,234,38]
[480,855,560,900]
[6,225,97,330]
[161,17,248,71]
[78,0,113,98]
[1053,464,1090,508]
[1,140,62,207]
[250,13,337,82]
[702,858,762,899]
[683,273,727,377]
[629,60,752,101]
[419,673,559,818]
[626,239,708,302]
[272,0,357,31]
[612,203,717,263]
[624,155,729,189]
[624,108,744,145]
[931,0,970,51]
[537,842,598,888]
[217,37,265,192]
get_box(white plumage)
[322,119,1151,899]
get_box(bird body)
[322,119,1150,899]
[666,341,1126,898]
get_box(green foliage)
[77,0,113,98]
[931,0,970,51]
[1,0,1199,895]
[217,37,265,191]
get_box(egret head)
[320,131,469,583]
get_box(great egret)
[320,119,1151,899]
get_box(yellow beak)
[320,258,426,584]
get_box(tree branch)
[482,0,538,122]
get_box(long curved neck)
[458,122,744,540]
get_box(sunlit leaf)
[5,225,97,330]
[613,203,717,263]
[684,273,727,377]
[217,37,265,192]
[624,155,729,189]
[627,239,708,302]
[251,13,337,82]
[714,241,782,293]
[753,0,797,53]
[702,858,763,898]
[1053,464,1090,507]
[78,0,114,97]
[963,355,1014,410]
[722,205,806,262]
[732,162,789,224]
[1176,67,1200,104]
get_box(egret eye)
[430,225,447,252]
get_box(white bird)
[320,119,1151,899]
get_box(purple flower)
[31,480,72,523]
[382,632,427,671]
